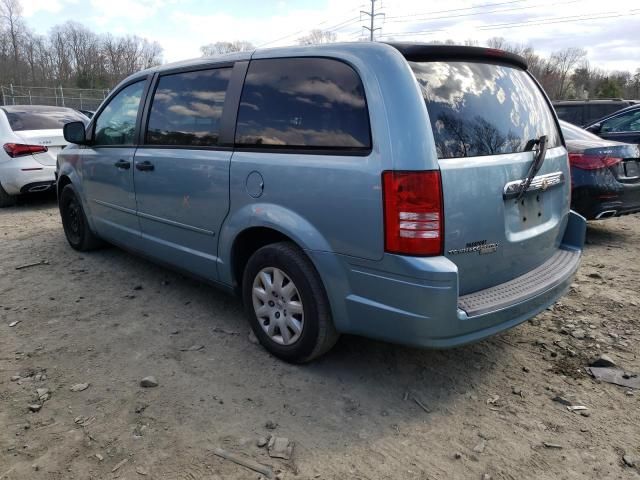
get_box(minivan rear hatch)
[399,45,570,295]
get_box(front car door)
[80,78,149,245]
[132,64,239,281]
[598,108,640,144]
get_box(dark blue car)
[561,120,640,219]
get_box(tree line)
[484,37,640,101]
[0,0,162,89]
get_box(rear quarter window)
[410,61,561,159]
[235,57,371,151]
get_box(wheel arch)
[229,226,295,295]
[218,203,334,292]
[56,174,72,201]
[55,167,98,234]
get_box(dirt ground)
[1,193,639,480]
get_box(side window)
[601,110,640,133]
[94,81,145,146]
[146,68,231,146]
[235,58,371,150]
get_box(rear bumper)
[311,211,586,349]
[571,171,640,220]
[0,157,56,195]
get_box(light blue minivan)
[57,42,586,362]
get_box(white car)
[0,105,88,207]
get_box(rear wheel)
[242,242,339,363]
[59,184,103,251]
[0,183,17,207]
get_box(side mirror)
[586,123,602,134]
[64,121,88,145]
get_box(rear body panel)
[440,147,570,294]
[309,211,584,346]
[406,57,570,295]
[566,138,640,219]
[0,155,56,195]
[13,129,66,166]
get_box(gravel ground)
[1,193,639,480]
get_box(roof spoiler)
[385,43,528,70]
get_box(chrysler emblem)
[540,179,549,191]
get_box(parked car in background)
[561,120,640,219]
[584,104,640,145]
[0,105,89,207]
[57,43,585,362]
[553,99,637,127]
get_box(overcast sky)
[20,0,640,72]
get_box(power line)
[382,0,580,25]
[379,9,640,38]
[258,5,364,47]
[382,0,526,21]
[478,9,640,30]
[325,16,363,33]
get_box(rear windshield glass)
[410,61,561,159]
[1,107,88,132]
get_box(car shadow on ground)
[10,190,57,209]
[585,218,636,247]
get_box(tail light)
[569,153,621,170]
[382,170,443,256]
[3,143,48,158]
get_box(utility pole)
[361,0,384,41]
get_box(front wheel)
[242,242,339,363]
[59,184,103,251]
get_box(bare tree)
[549,47,587,99]
[0,0,24,70]
[200,40,254,56]
[486,36,508,51]
[297,29,337,45]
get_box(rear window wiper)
[516,135,548,201]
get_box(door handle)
[114,159,131,170]
[135,161,154,172]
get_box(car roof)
[584,103,640,127]
[129,42,528,81]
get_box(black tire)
[59,184,103,251]
[242,242,339,363]
[0,183,17,207]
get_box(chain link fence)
[0,85,109,111]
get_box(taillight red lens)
[3,143,48,158]
[382,170,443,256]
[568,153,621,170]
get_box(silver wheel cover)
[252,267,304,345]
